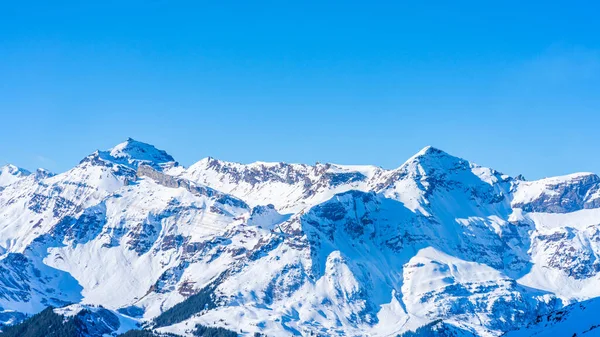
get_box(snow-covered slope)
[504,297,600,337]
[1,140,599,337]
[183,158,384,212]
[0,164,31,187]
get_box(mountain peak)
[107,138,175,166]
[415,145,438,155]
[0,164,31,187]
[78,138,177,171]
[412,145,451,158]
[0,164,30,175]
[34,168,55,180]
[400,145,465,172]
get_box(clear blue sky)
[1,1,599,179]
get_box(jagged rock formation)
[0,139,599,336]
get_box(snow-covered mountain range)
[1,138,600,336]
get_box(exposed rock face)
[137,164,248,210]
[504,297,600,337]
[513,173,600,213]
[183,157,385,212]
[1,140,600,337]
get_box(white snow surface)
[0,164,30,187]
[1,141,600,336]
[504,297,600,337]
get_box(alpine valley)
[1,139,600,337]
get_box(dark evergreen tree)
[117,330,180,337]
[192,324,238,337]
[153,287,216,328]
[0,307,79,337]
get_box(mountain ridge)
[0,139,599,337]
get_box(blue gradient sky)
[1,1,599,179]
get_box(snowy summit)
[0,139,599,337]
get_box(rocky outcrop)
[513,173,600,213]
[137,164,248,210]
[2,140,600,337]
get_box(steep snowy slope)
[0,139,177,252]
[0,165,31,188]
[0,139,181,320]
[1,140,600,337]
[45,168,251,316]
[504,297,600,337]
[183,158,384,212]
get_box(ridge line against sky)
[1,138,597,183]
[0,1,598,179]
